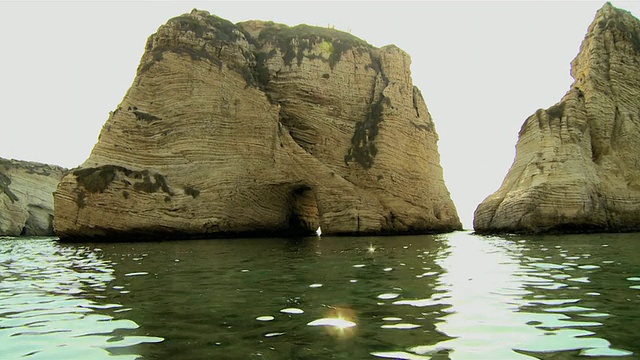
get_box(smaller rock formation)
[474,3,640,234]
[0,158,66,236]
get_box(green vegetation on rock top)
[140,11,242,73]
[140,11,378,88]
[169,12,243,45]
[253,23,373,67]
[255,23,371,48]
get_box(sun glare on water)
[307,317,356,329]
[307,307,357,336]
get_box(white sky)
[1,1,637,229]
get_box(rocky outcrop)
[474,3,640,234]
[53,10,461,240]
[1,158,66,236]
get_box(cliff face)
[474,3,640,234]
[54,10,461,240]
[0,158,66,236]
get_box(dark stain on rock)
[133,172,174,195]
[344,95,390,169]
[73,165,128,193]
[74,165,173,196]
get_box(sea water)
[1,231,639,359]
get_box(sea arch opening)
[288,185,320,236]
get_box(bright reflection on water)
[1,232,640,359]
[378,232,636,359]
[0,237,162,359]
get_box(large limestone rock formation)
[474,3,640,234]
[1,158,66,236]
[54,10,461,240]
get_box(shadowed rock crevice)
[0,171,19,203]
[287,186,320,236]
[279,113,316,155]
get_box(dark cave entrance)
[288,186,320,236]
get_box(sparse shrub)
[546,103,565,119]
[133,109,162,122]
[256,23,373,68]
[183,185,200,198]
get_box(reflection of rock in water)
[0,239,162,359]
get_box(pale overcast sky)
[1,1,637,229]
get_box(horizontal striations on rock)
[0,157,66,236]
[474,3,640,234]
[54,9,461,240]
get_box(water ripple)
[2,232,639,359]
[0,238,162,359]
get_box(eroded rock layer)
[1,158,66,236]
[54,10,461,240]
[474,3,640,234]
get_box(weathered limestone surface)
[54,10,461,240]
[474,3,640,234]
[0,158,66,236]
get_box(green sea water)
[1,231,639,359]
